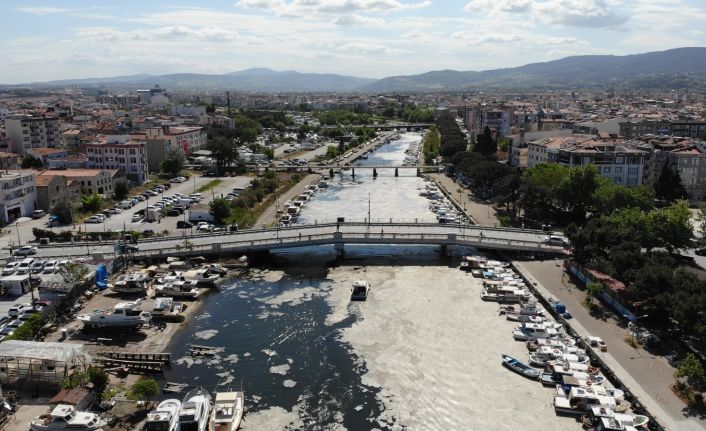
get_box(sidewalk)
[427,173,499,226]
[255,174,319,228]
[515,259,706,431]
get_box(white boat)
[30,404,107,431]
[209,391,244,431]
[588,406,644,430]
[554,386,617,416]
[279,214,292,225]
[111,272,149,294]
[513,326,560,341]
[183,269,220,286]
[179,388,212,431]
[202,263,228,276]
[155,283,200,299]
[144,399,181,431]
[555,383,624,400]
[152,297,174,316]
[77,300,151,329]
[481,289,531,303]
[351,280,371,301]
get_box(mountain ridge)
[5,47,706,92]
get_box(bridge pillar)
[352,168,355,178]
[442,234,456,257]
[334,232,344,258]
[416,168,420,177]
[394,168,399,177]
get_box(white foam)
[262,349,277,357]
[240,406,303,431]
[283,379,297,388]
[194,329,218,340]
[269,364,290,375]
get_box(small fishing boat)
[501,354,540,379]
[351,280,371,301]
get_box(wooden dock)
[95,358,166,373]
[188,344,218,356]
[97,351,171,364]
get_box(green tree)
[160,148,184,176]
[128,378,160,404]
[698,204,706,240]
[209,197,231,224]
[81,194,103,212]
[326,146,338,158]
[7,314,44,341]
[51,200,74,224]
[262,147,274,159]
[474,126,497,155]
[113,181,129,201]
[586,281,606,305]
[675,353,706,387]
[21,154,42,169]
[655,162,688,202]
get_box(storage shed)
[0,341,91,386]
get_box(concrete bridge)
[30,222,566,261]
[320,123,433,132]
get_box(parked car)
[2,262,20,276]
[177,221,193,229]
[166,209,180,217]
[8,303,33,317]
[131,214,143,222]
[543,236,568,246]
[196,222,213,232]
[13,246,37,256]
[16,258,35,275]
[119,243,139,253]
[42,260,58,274]
[32,210,46,219]
[695,247,706,256]
[142,229,155,236]
[170,176,187,183]
[30,260,45,274]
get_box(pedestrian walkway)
[256,174,319,228]
[427,173,499,226]
[515,259,706,431]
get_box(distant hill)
[364,47,706,91]
[5,48,706,92]
[21,69,376,92]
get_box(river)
[164,132,578,431]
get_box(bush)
[128,378,159,403]
[7,314,45,341]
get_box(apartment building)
[619,120,706,139]
[635,137,706,201]
[145,125,207,154]
[50,169,122,196]
[26,148,69,168]
[60,129,83,153]
[528,135,647,186]
[5,115,60,154]
[0,172,36,223]
[85,135,148,185]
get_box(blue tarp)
[95,264,108,290]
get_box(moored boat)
[179,388,212,431]
[501,354,540,380]
[351,280,371,301]
[209,391,244,431]
[144,398,181,431]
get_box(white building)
[145,125,207,154]
[5,115,60,154]
[0,171,36,223]
[85,135,149,185]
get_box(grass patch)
[227,173,301,229]
[198,179,222,193]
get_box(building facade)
[5,115,60,154]
[0,172,36,223]
[85,135,148,184]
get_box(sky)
[2,0,706,84]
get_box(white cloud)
[237,0,431,17]
[453,31,525,45]
[333,14,384,26]
[464,0,628,28]
[15,6,69,15]
[75,26,240,42]
[336,41,408,55]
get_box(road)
[516,259,706,431]
[254,174,320,228]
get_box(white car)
[8,303,33,317]
[13,246,37,256]
[42,260,58,274]
[170,176,187,183]
[131,214,143,222]
[2,262,19,276]
[86,215,103,223]
[196,222,213,232]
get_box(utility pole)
[367,192,371,232]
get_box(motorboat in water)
[209,391,244,431]
[179,388,212,431]
[555,383,624,400]
[77,300,151,329]
[30,404,107,431]
[351,280,371,301]
[144,399,181,431]
[501,354,540,380]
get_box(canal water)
[165,133,454,429]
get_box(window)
[603,167,611,173]
[614,177,622,184]
[615,167,623,173]
[615,156,624,164]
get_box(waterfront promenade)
[516,259,706,431]
[427,173,500,226]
